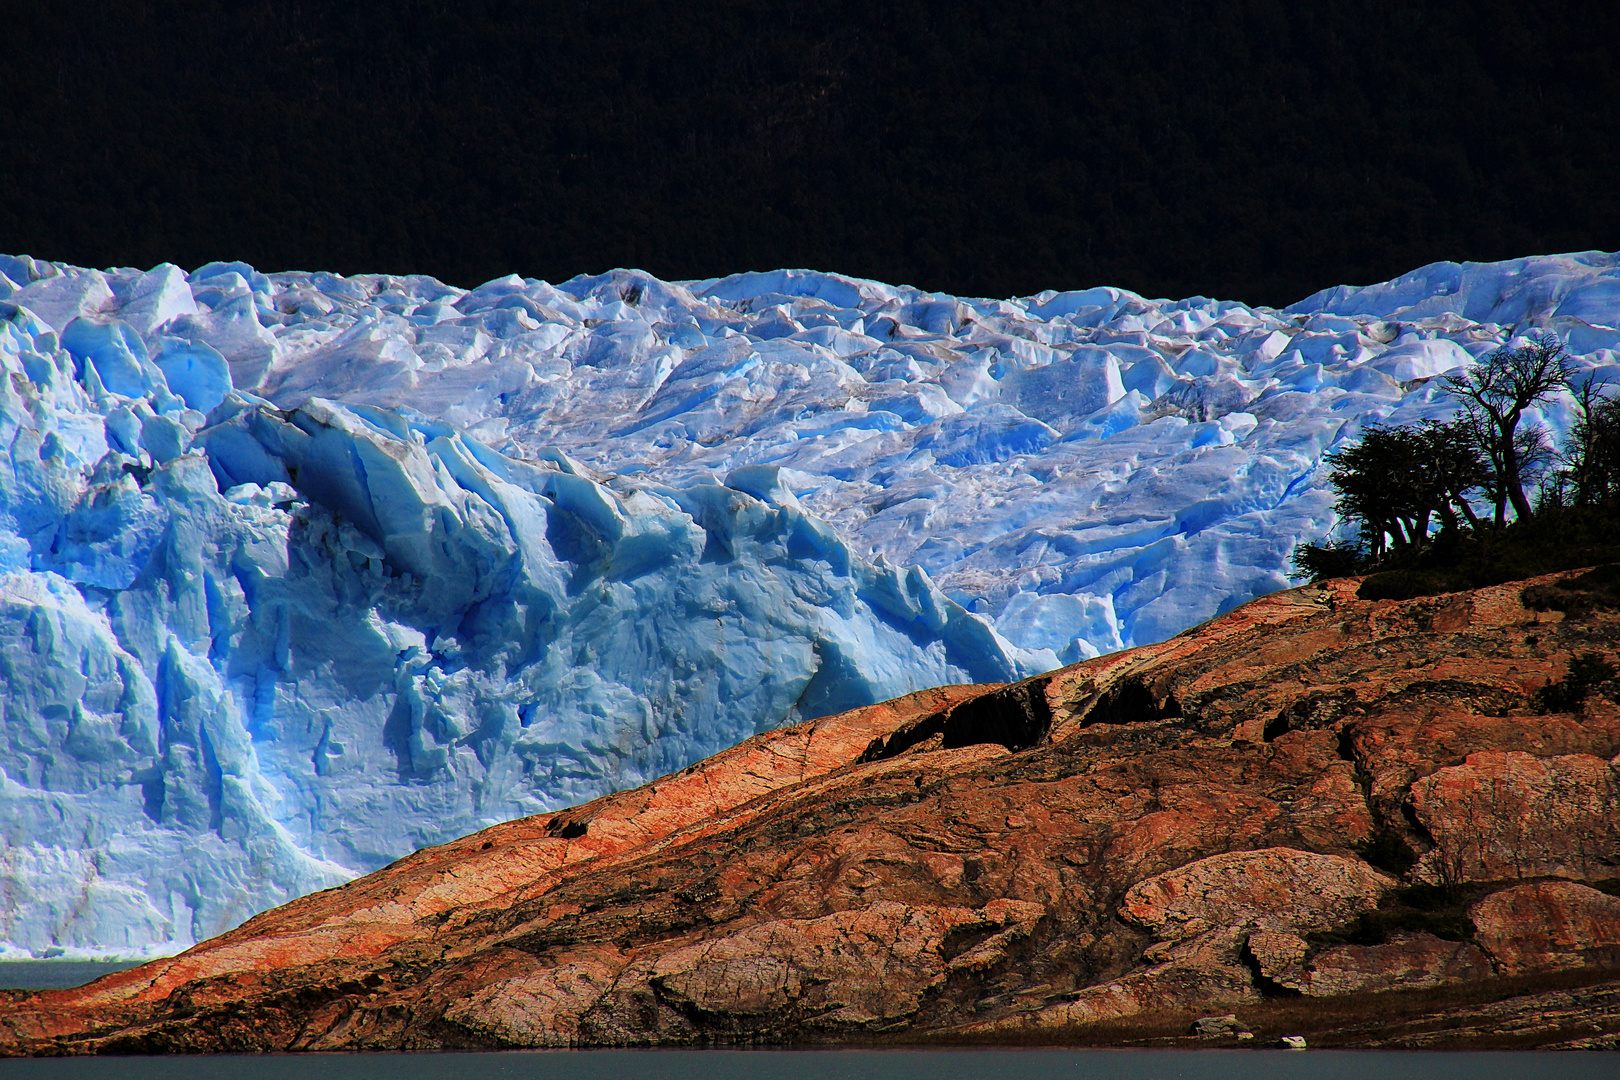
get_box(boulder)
[1192,1013,1242,1036]
[1247,928,1490,997]
[1471,881,1620,974]
[1302,934,1492,996]
[1122,848,1396,940]
[1408,752,1620,885]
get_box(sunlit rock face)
[0,249,1616,959]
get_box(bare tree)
[1560,372,1620,506]
[1441,332,1575,523]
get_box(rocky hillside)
[4,567,1619,1053]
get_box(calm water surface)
[0,1050,1611,1080]
[0,963,142,990]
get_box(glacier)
[0,249,1617,960]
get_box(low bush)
[1347,504,1620,600]
[1535,651,1619,714]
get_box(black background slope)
[5,0,1618,306]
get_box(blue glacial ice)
[0,248,1617,959]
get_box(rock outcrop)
[3,568,1619,1053]
[1472,882,1620,974]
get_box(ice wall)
[0,249,1616,959]
[0,268,1037,959]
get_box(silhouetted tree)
[1467,406,1557,519]
[1541,378,1620,511]
[1442,333,1575,523]
[1558,374,1620,507]
[1294,358,1620,586]
[1323,421,1486,558]
[1587,396,1620,505]
[1289,537,1367,583]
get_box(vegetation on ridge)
[1293,333,1620,599]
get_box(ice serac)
[0,291,1036,962]
[0,250,1618,961]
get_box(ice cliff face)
[0,250,1617,959]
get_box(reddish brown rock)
[1244,926,1491,998]
[1246,930,1312,984]
[1122,849,1394,940]
[428,898,1046,1047]
[2,570,1619,1053]
[1300,934,1492,996]
[1472,881,1620,974]
[1409,752,1620,885]
[970,930,1262,1034]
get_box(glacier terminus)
[0,250,1616,960]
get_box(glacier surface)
[0,249,1617,959]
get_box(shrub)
[1535,651,1619,714]
[1289,540,1367,583]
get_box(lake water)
[0,963,143,991]
[0,1050,1612,1080]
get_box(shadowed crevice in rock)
[546,818,588,840]
[1334,727,1360,766]
[1238,936,1305,999]
[1077,677,1182,729]
[1401,801,1437,846]
[1264,688,1358,743]
[1356,826,1421,879]
[856,678,1053,763]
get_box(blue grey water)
[0,964,142,991]
[0,1050,1612,1080]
